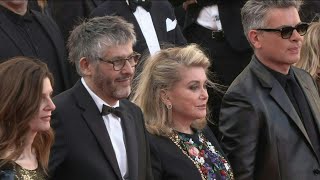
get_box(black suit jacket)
[219,57,320,180]
[51,0,106,41]
[90,0,187,55]
[0,9,72,92]
[183,0,250,52]
[49,80,153,180]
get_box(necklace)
[169,130,234,180]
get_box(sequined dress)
[0,160,46,180]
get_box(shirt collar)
[256,57,295,89]
[81,78,119,114]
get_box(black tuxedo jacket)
[90,0,187,55]
[183,0,250,52]
[0,9,72,92]
[219,57,320,180]
[49,81,153,180]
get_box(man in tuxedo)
[49,16,153,180]
[181,0,252,85]
[219,0,320,179]
[0,0,72,95]
[90,0,187,56]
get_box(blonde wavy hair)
[131,44,219,137]
[295,22,320,80]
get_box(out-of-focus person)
[90,0,187,56]
[0,0,73,95]
[181,0,252,85]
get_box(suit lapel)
[32,10,64,63]
[32,10,72,88]
[269,84,313,146]
[119,101,139,180]
[85,0,104,12]
[108,2,147,53]
[294,69,320,135]
[74,81,122,179]
[294,70,320,162]
[124,5,148,53]
[149,2,164,43]
[0,12,33,55]
[91,0,103,7]
[251,58,313,147]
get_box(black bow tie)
[128,0,152,12]
[101,105,122,118]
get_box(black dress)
[148,126,234,180]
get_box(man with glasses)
[219,0,320,180]
[49,16,153,180]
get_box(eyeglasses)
[98,52,141,71]
[255,22,310,39]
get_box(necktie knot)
[128,0,152,12]
[101,105,122,118]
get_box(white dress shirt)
[81,78,128,179]
[197,5,222,31]
[133,6,161,55]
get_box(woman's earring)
[166,103,172,123]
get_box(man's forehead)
[102,44,133,58]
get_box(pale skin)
[248,7,303,74]
[161,66,208,134]
[0,0,28,15]
[15,77,55,170]
[80,42,135,106]
[15,133,38,170]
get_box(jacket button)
[313,169,320,175]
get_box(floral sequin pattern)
[15,164,46,180]
[170,130,234,180]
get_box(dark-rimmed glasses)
[255,22,309,39]
[98,52,141,71]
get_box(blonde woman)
[295,22,320,93]
[132,44,234,180]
